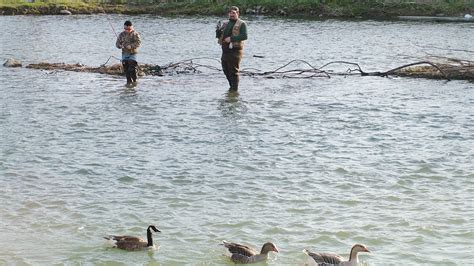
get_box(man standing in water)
[216,6,248,92]
[116,20,141,87]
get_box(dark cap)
[124,20,132,26]
[228,6,239,13]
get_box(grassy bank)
[0,0,472,18]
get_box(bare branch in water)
[18,56,473,81]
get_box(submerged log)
[26,62,120,74]
[4,58,473,81]
[25,62,164,76]
[394,64,474,80]
[242,59,473,81]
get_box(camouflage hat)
[228,6,239,13]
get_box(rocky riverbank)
[0,1,472,19]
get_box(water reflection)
[218,90,248,119]
[225,90,240,102]
[120,86,139,96]
[147,249,161,265]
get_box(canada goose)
[222,240,279,264]
[303,243,370,266]
[104,225,161,251]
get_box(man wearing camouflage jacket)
[116,20,141,86]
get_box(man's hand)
[224,37,231,43]
[126,45,132,49]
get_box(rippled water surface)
[1,15,473,265]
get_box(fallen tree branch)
[383,61,450,80]
[7,57,472,81]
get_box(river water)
[0,14,473,265]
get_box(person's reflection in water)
[218,90,247,119]
[226,90,239,103]
[121,86,138,95]
[118,86,139,103]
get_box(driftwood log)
[25,62,165,76]
[240,59,472,81]
[5,57,473,81]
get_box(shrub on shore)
[0,0,472,17]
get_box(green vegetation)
[0,0,472,17]
[0,0,93,9]
[0,0,102,15]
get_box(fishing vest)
[218,19,245,49]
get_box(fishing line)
[99,7,121,74]
[100,7,118,38]
[107,17,118,38]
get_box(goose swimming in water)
[222,240,279,264]
[104,225,161,251]
[303,243,370,266]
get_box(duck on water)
[303,243,370,266]
[104,225,161,251]
[221,240,279,264]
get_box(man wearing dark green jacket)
[216,6,248,91]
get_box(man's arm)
[130,32,141,49]
[115,32,123,49]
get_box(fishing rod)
[107,16,118,38]
[100,7,118,37]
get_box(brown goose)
[104,225,161,251]
[222,240,279,264]
[303,243,370,266]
